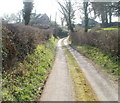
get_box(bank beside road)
[63,37,118,101]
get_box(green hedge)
[2,37,57,101]
[72,45,120,78]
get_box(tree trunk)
[101,13,106,27]
[84,2,88,32]
[70,26,74,32]
[105,12,108,24]
[85,15,88,32]
[109,8,112,24]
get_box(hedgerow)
[72,45,120,77]
[70,26,119,78]
[70,27,118,57]
[2,23,53,70]
[2,37,56,101]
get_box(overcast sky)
[0,0,118,24]
[0,0,59,20]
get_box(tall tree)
[83,2,89,32]
[113,1,120,16]
[23,0,33,25]
[92,2,107,26]
[107,3,113,24]
[58,0,75,32]
[92,2,114,27]
[77,0,92,32]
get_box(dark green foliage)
[23,2,33,25]
[57,27,68,38]
[83,2,89,32]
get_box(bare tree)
[2,12,22,23]
[2,14,10,23]
[17,10,23,23]
[58,0,75,32]
[77,0,92,32]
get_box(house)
[30,13,50,29]
[81,19,99,28]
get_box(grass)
[95,27,119,32]
[71,45,120,79]
[78,27,119,33]
[101,27,119,31]
[2,37,57,101]
[63,46,98,101]
[88,29,91,32]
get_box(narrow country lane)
[40,38,75,101]
[40,37,118,101]
[63,37,118,101]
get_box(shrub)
[2,37,56,101]
[70,27,118,58]
[2,23,53,70]
[72,45,120,77]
